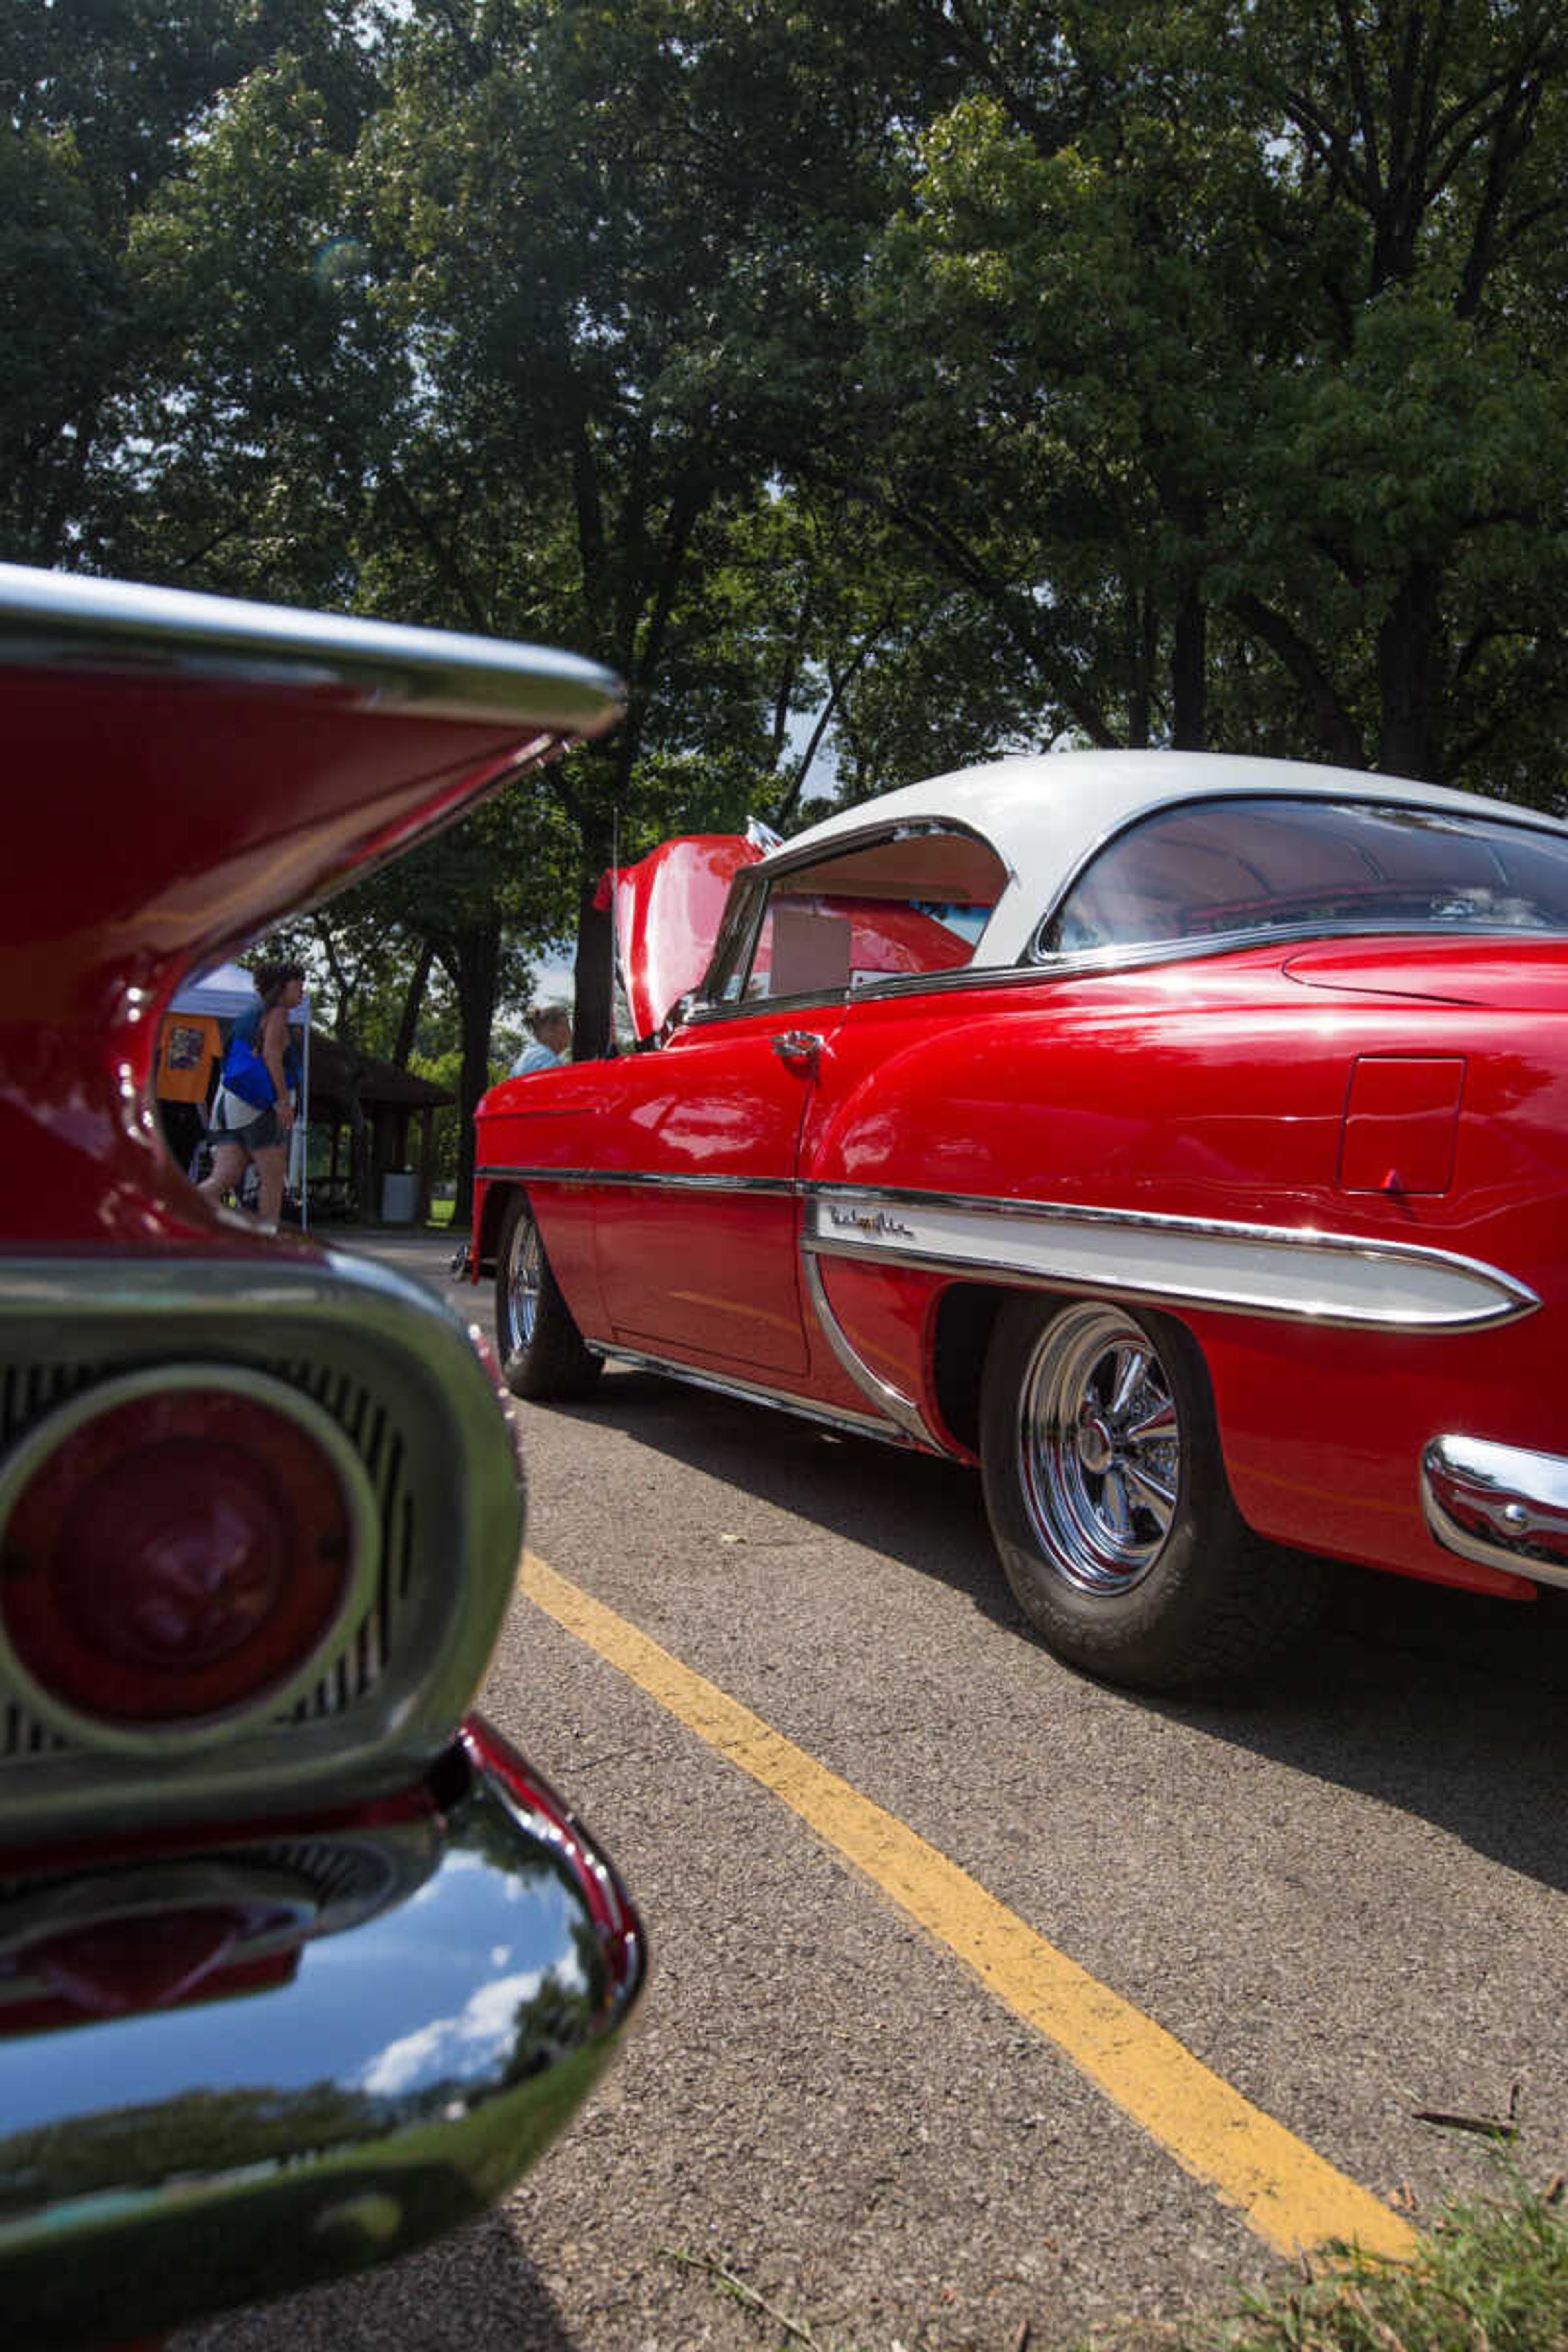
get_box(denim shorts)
[210,1099,283,1153]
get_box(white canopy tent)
[168,961,313,1227]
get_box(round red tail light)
[0,1368,379,1745]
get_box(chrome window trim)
[699,814,1017,1015]
[749,812,1016,898]
[685,983,851,1028]
[1027,790,1568,967]
[1031,915,1568,981]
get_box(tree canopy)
[7,0,1567,1147]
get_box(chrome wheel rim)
[505,1210,542,1352]
[1016,1304,1182,1597]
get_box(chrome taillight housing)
[0,1366,380,1748]
[0,1246,526,1843]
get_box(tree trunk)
[1126,581,1153,748]
[1170,584,1207,750]
[391,940,435,1070]
[572,810,617,1060]
[440,921,501,1229]
[1376,561,1442,780]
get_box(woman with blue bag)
[197,960,305,1229]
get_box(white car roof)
[768,748,1568,967]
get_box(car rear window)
[1039,797,1568,957]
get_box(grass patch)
[1085,2164,1568,2352]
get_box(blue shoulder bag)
[222,1029,276,1110]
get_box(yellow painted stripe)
[520,1549,1416,2265]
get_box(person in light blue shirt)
[510,1003,571,1076]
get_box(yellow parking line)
[520,1548,1417,2265]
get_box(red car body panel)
[476,755,1568,1638]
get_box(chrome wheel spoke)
[1099,1468,1134,1541]
[1015,1304,1187,1599]
[1106,1345,1152,1425]
[508,1221,541,1345]
[1120,1454,1176,1522]
[1125,1396,1178,1445]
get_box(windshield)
[1038,797,1568,958]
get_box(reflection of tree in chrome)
[1,1927,606,2207]
[0,1797,621,2227]
[0,2078,387,2206]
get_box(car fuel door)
[590,1002,844,1376]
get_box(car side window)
[710,826,1008,1006]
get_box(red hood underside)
[597,835,763,1038]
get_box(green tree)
[0,0,382,571]
[349,0,966,1048]
[846,0,1568,793]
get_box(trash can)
[381,1170,419,1223]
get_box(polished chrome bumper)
[1421,1434,1568,1588]
[0,1722,645,2348]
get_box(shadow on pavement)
[551,1363,1568,1900]
[174,2207,583,2352]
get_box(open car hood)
[598,834,764,1040]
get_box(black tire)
[494,1191,603,1401]
[979,1294,1323,1692]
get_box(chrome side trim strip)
[588,1340,917,1450]
[476,1169,1537,1332]
[478,1165,797,1198]
[1421,1434,1568,1588]
[802,1188,1537,1332]
[800,1254,941,1450]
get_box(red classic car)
[472,751,1568,1692]
[0,565,645,2346]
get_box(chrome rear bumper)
[1421,1434,1568,1588]
[0,1722,644,2348]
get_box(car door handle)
[771,1030,823,1074]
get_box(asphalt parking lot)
[176,1223,1568,2352]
